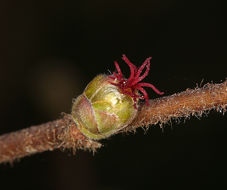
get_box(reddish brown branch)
[0,81,226,164]
[128,80,227,130]
[0,115,101,164]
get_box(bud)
[71,55,164,140]
[71,74,138,140]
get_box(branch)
[127,80,227,131]
[0,114,101,164]
[0,80,226,164]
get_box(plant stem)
[0,81,226,164]
[0,115,101,164]
[128,80,227,131]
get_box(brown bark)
[0,115,101,164]
[0,81,226,164]
[128,81,227,130]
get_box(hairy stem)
[0,115,101,164]
[0,81,226,164]
[128,80,227,131]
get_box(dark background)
[0,0,226,189]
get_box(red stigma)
[108,54,164,107]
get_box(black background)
[0,0,226,189]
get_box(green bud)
[71,74,137,140]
